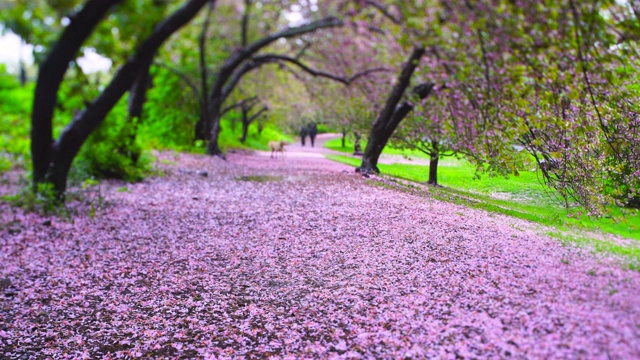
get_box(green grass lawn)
[325,138,640,269]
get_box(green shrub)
[0,65,33,170]
[74,98,151,183]
[137,66,199,151]
[3,181,65,215]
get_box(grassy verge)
[326,146,640,269]
[325,137,430,158]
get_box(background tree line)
[0,0,638,215]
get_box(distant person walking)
[308,122,318,147]
[300,125,308,146]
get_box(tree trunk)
[240,105,249,143]
[38,0,211,196]
[341,128,347,148]
[19,62,27,87]
[427,139,441,185]
[125,56,154,164]
[195,0,214,141]
[428,153,439,186]
[353,131,363,156]
[127,57,153,120]
[31,0,123,191]
[357,46,432,174]
[240,123,249,143]
[205,97,224,156]
[241,105,266,143]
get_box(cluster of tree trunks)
[31,0,211,195]
[29,0,415,198]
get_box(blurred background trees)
[0,0,638,214]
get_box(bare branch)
[251,54,393,85]
[209,16,343,105]
[241,0,252,46]
[364,0,401,25]
[221,96,258,115]
[295,41,312,59]
[248,105,268,123]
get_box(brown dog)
[268,140,287,158]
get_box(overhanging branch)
[222,96,258,115]
[251,54,392,85]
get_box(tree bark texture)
[125,56,154,164]
[127,56,153,121]
[35,0,211,195]
[428,154,439,185]
[31,0,123,190]
[427,139,440,185]
[358,46,434,174]
[196,0,215,140]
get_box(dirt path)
[258,133,432,166]
[1,148,639,358]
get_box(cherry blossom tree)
[351,0,639,212]
[460,0,640,212]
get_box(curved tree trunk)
[240,105,267,143]
[31,0,123,191]
[357,46,433,175]
[195,0,215,140]
[240,104,249,144]
[37,0,211,196]
[205,98,224,156]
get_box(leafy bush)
[0,65,33,171]
[74,98,151,183]
[3,181,65,215]
[137,66,200,151]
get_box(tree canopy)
[0,0,638,213]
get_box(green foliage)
[316,123,331,134]
[0,65,33,171]
[218,115,292,152]
[3,182,65,216]
[74,98,151,183]
[137,66,200,151]
[140,66,293,154]
[324,137,432,158]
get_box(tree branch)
[364,0,401,25]
[295,41,312,59]
[209,16,343,104]
[248,105,268,123]
[252,54,393,85]
[241,0,251,46]
[52,0,211,190]
[198,0,215,137]
[221,95,258,115]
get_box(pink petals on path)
[1,152,639,358]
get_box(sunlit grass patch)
[325,151,640,266]
[549,231,640,271]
